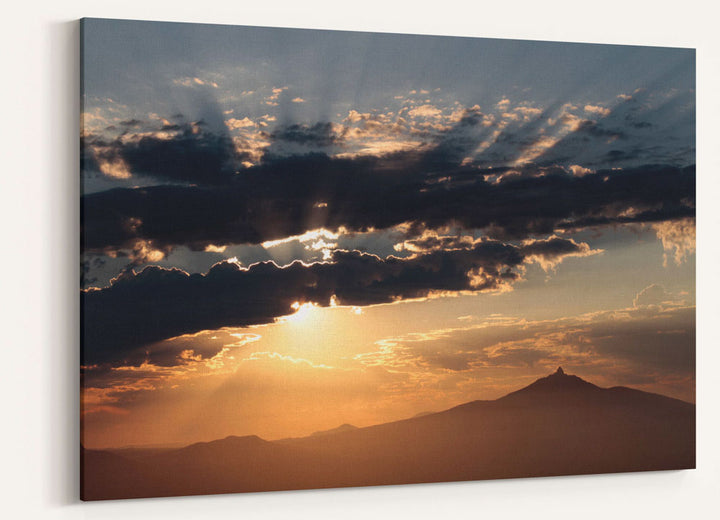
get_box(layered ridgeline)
[81,368,695,500]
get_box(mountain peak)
[498,367,601,405]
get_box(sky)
[80,18,695,449]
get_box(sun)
[282,301,320,324]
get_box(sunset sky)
[80,18,695,449]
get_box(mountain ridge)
[82,367,695,500]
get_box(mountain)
[309,423,358,437]
[81,368,695,500]
[411,410,435,418]
[274,424,358,444]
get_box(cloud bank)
[82,237,595,367]
[81,156,694,258]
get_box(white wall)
[1,1,718,518]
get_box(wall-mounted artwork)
[80,18,696,501]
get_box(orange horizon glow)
[81,291,695,450]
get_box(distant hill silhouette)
[81,368,695,500]
[309,423,358,437]
[275,424,358,444]
[411,410,435,418]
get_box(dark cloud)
[261,122,344,159]
[116,123,239,184]
[82,237,590,367]
[269,122,340,147]
[518,236,592,257]
[395,233,594,264]
[80,136,101,176]
[83,115,242,185]
[81,152,695,257]
[81,84,694,263]
[394,232,476,253]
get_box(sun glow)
[261,228,340,249]
[282,301,320,324]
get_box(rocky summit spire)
[555,366,565,375]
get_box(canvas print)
[80,18,696,501]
